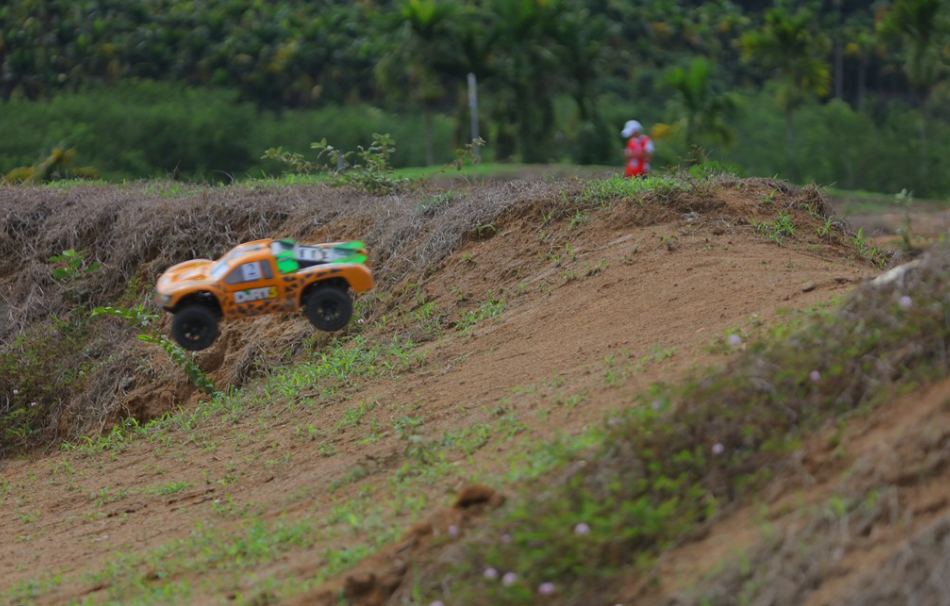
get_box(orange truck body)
[156,238,374,319]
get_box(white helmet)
[621,120,643,138]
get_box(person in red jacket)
[622,120,654,178]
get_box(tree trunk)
[424,110,434,166]
[857,56,867,112]
[834,36,844,99]
[785,110,795,182]
[920,90,930,193]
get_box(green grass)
[581,173,689,206]
[825,187,950,214]
[751,211,796,244]
[59,333,422,456]
[4,386,604,606]
[145,481,193,496]
[458,295,507,332]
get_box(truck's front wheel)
[171,305,219,351]
[305,286,353,332]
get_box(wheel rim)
[181,318,209,344]
[316,298,341,323]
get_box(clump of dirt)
[0,174,868,455]
[285,483,505,606]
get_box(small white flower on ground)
[484,567,498,580]
[538,582,556,595]
[810,370,821,383]
[502,572,517,587]
[501,533,512,543]
[899,296,912,309]
[429,601,444,606]
[651,400,661,410]
[12,389,18,395]
[357,318,365,324]
[574,522,591,535]
[447,524,459,537]
[712,442,725,456]
[728,334,742,347]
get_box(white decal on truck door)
[241,261,262,281]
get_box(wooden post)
[468,72,480,159]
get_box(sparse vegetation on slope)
[398,246,948,605]
[0,172,886,606]
[1,170,859,454]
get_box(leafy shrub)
[0,314,91,450]
[263,133,409,194]
[0,82,455,182]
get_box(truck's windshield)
[210,257,230,281]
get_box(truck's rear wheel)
[305,286,353,332]
[171,305,219,351]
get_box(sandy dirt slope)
[0,180,872,605]
[619,373,950,606]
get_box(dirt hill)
[2,173,933,606]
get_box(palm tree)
[552,8,610,123]
[666,58,736,155]
[742,7,830,180]
[843,14,881,112]
[879,0,948,188]
[489,0,561,163]
[880,0,947,101]
[376,0,459,165]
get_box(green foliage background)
[3,0,950,194]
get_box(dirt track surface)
[0,178,874,605]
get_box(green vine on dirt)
[91,305,219,396]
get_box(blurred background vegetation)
[2,0,950,195]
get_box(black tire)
[171,305,219,351]
[305,286,353,332]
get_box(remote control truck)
[156,239,373,350]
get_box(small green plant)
[585,257,608,277]
[49,249,99,282]
[752,212,796,244]
[661,233,678,251]
[816,217,834,238]
[48,249,100,304]
[851,227,887,267]
[642,344,676,363]
[564,242,577,262]
[393,415,425,440]
[895,188,917,253]
[263,133,407,194]
[336,400,377,430]
[92,486,129,506]
[568,211,589,230]
[457,296,507,332]
[418,191,456,212]
[476,223,498,238]
[146,481,193,496]
[582,174,688,206]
